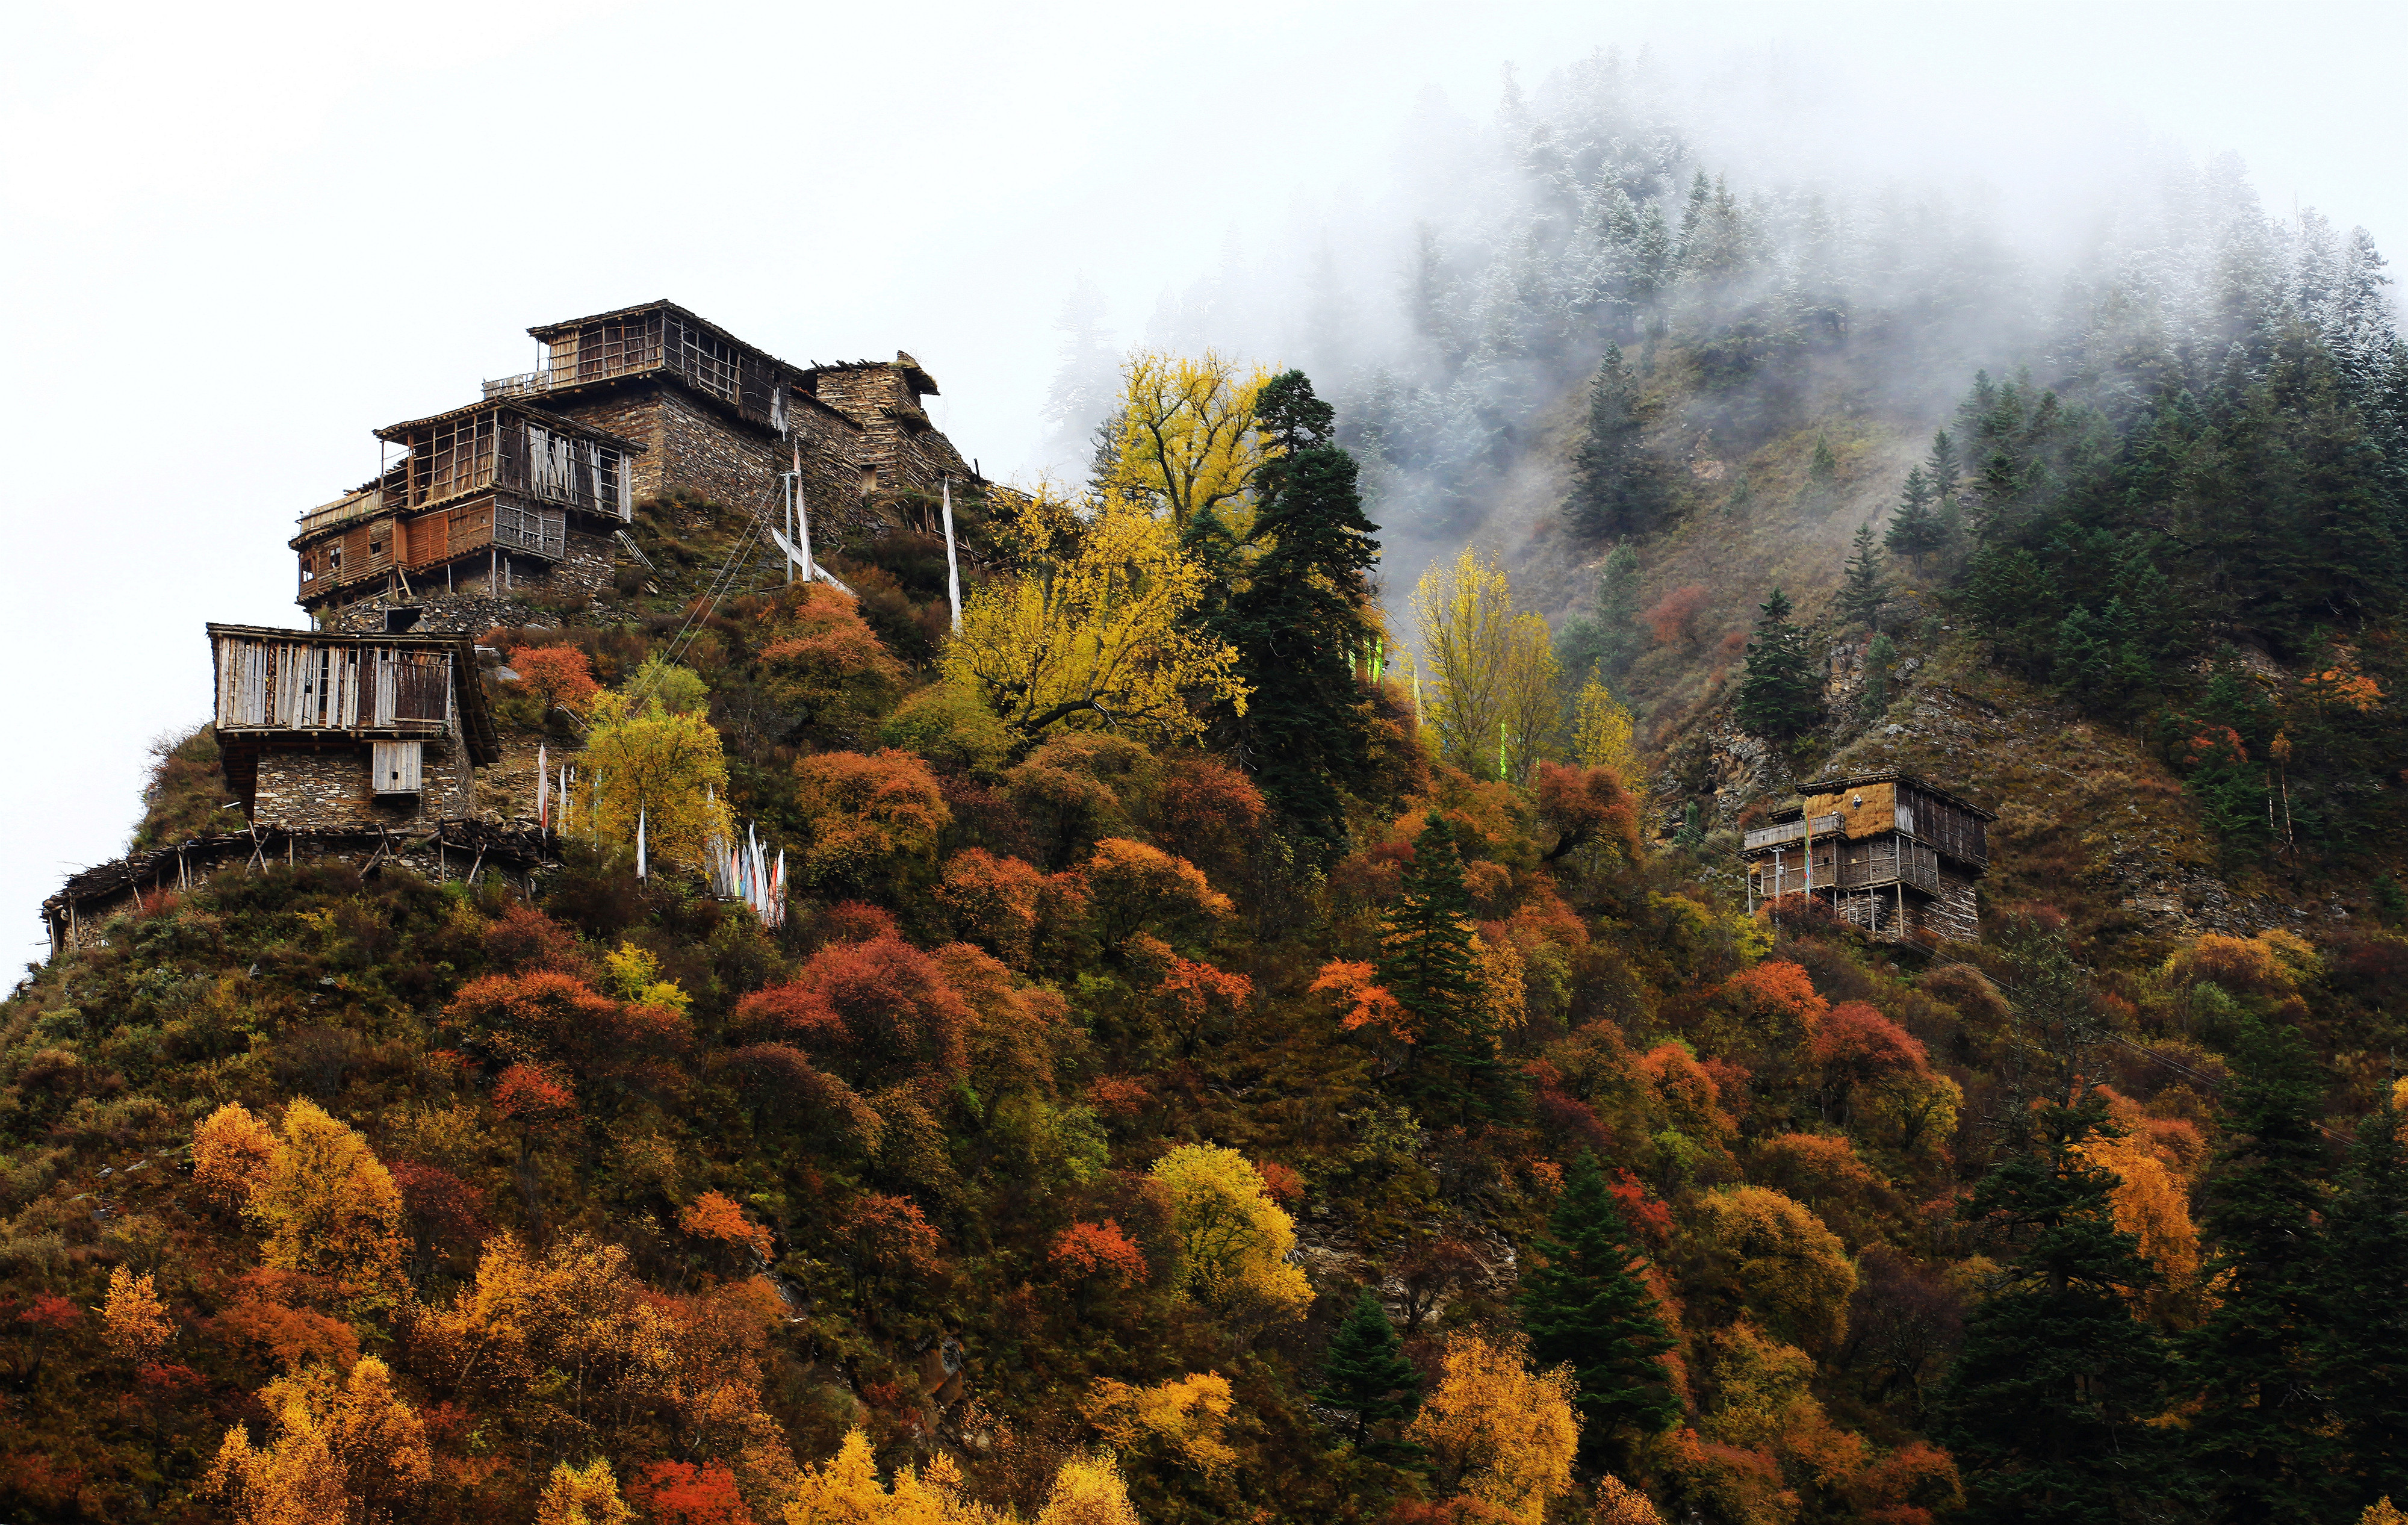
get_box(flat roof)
[1798,769,1998,821]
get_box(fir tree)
[2181,1019,2338,1524]
[1734,587,1824,742]
[1555,542,1643,681]
[1313,1286,1424,1456]
[1379,816,1505,1125]
[1566,347,1663,539]
[1518,1151,1680,1462]
[1860,633,1897,722]
[2321,1094,2408,1510]
[1801,432,1840,514]
[1938,1099,2176,1525]
[1836,520,1890,630]
[1202,369,1384,851]
[1885,465,1945,570]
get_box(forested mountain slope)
[6,57,2408,1525]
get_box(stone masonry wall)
[252,740,473,830]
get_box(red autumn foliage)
[843,1194,943,1293]
[1048,1219,1149,1288]
[208,1273,360,1370]
[1155,954,1254,1055]
[937,848,1047,965]
[389,1161,488,1259]
[628,1459,752,1525]
[1811,1002,1928,1091]
[1532,762,1644,864]
[483,902,585,975]
[822,901,902,944]
[1087,1075,1153,1117]
[506,645,601,714]
[680,1190,774,1263]
[493,1063,576,1137]
[723,1043,880,1150]
[1255,1160,1305,1205]
[1156,757,1267,876]
[733,934,973,1086]
[445,970,686,1075]
[1609,1167,1675,1249]
[1311,960,1414,1043]
[1646,584,1711,646]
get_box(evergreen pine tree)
[1938,1099,2176,1524]
[1203,369,1383,851]
[1566,347,1663,539]
[1885,465,1945,570]
[2322,1094,2408,1511]
[1518,1151,1680,1462]
[1836,520,1890,630]
[1312,1286,1424,1455]
[1734,587,1824,742]
[1555,542,1644,681]
[1378,816,1505,1126]
[1802,433,1841,514]
[1926,429,1965,544]
[2181,1019,2338,1524]
[1860,633,1897,722]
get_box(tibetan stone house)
[209,623,500,828]
[299,299,979,632]
[1740,771,1994,943]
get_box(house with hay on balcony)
[1740,771,1995,944]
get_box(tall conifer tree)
[1735,587,1823,741]
[1555,542,1644,681]
[1939,1099,2174,1524]
[2321,1095,2408,1510]
[1885,466,1945,570]
[1566,347,1662,539]
[1190,369,1383,851]
[2182,1019,2337,1524]
[1378,816,1503,1125]
[1312,1286,1424,1456]
[1836,520,1890,629]
[1517,1151,1680,1463]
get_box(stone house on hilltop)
[297,299,980,634]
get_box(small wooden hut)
[1740,771,1995,943]
[209,623,499,829]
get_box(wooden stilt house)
[209,623,500,829]
[1740,771,1994,944]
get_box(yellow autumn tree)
[1593,1475,1665,1525]
[783,1429,1000,1524]
[1408,1330,1581,1524]
[1569,669,1640,787]
[1412,547,1512,774]
[193,1101,278,1213]
[1149,1143,1312,1320]
[1499,612,1563,784]
[579,688,734,869]
[2078,1100,2202,1325]
[945,490,1247,747]
[1083,1371,1238,1477]
[249,1099,405,1303]
[103,1265,173,1364]
[538,1458,632,1525]
[1033,1455,1141,1525]
[1104,350,1277,533]
[208,1356,432,1525]
[1696,1185,1858,1353]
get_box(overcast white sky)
[4,0,2403,963]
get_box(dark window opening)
[383,606,422,633]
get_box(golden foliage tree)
[1083,1371,1238,1478]
[193,1101,278,1213]
[1569,670,1640,786]
[1407,1330,1582,1524]
[1103,350,1277,532]
[1697,1186,1857,1353]
[1148,1143,1312,1320]
[207,1356,432,1525]
[249,1099,405,1304]
[102,1265,172,1365]
[1592,1474,1666,1525]
[1412,546,1516,775]
[538,1458,633,1525]
[1032,1455,1141,1525]
[578,689,734,868]
[945,491,1247,747]
[791,749,951,893]
[783,1428,999,1524]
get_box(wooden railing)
[1742,814,1843,853]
